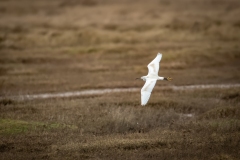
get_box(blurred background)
[1,0,240,95]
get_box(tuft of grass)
[199,107,240,120]
[0,99,15,106]
[222,93,240,102]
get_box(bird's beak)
[135,78,140,80]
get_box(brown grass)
[1,0,240,159]
[1,88,240,159]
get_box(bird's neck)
[157,77,164,80]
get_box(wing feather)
[147,53,162,76]
[141,80,157,105]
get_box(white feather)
[141,80,157,105]
[140,53,164,106]
[147,53,162,76]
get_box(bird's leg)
[164,77,173,81]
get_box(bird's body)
[136,53,172,106]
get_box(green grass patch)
[0,119,78,135]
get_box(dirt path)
[1,83,240,101]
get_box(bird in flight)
[136,53,172,106]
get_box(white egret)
[136,53,172,106]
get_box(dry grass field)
[0,0,240,159]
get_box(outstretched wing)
[147,53,162,76]
[141,80,157,106]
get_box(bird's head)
[166,77,173,81]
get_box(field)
[0,0,240,159]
